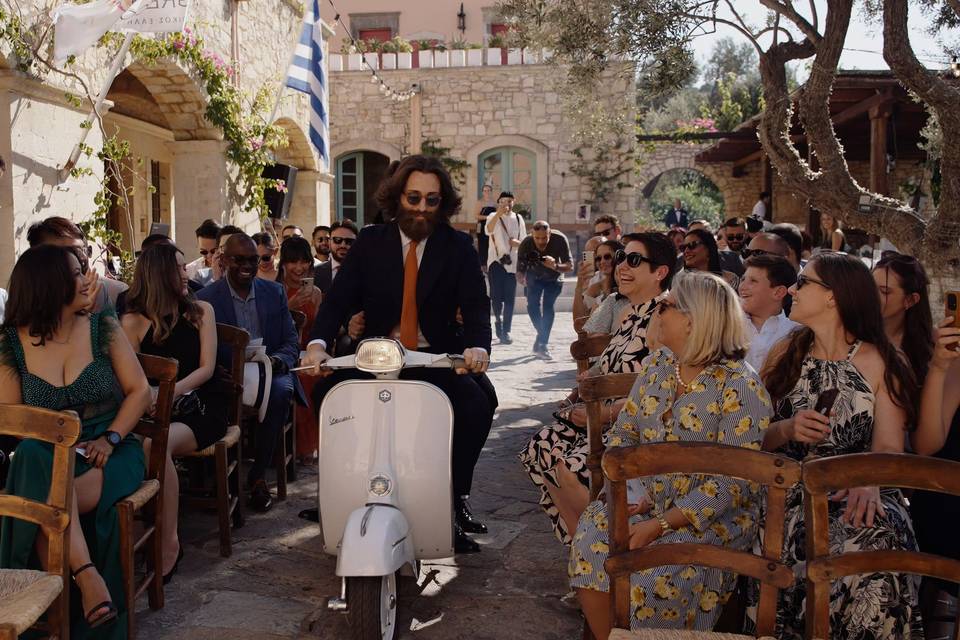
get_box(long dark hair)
[2,245,84,346]
[684,228,722,275]
[763,252,918,427]
[875,253,934,386]
[277,236,315,284]
[595,240,624,293]
[125,243,202,344]
[374,154,463,222]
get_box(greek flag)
[285,0,329,170]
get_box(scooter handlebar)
[313,351,467,372]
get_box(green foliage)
[646,168,725,228]
[701,73,744,132]
[570,138,633,205]
[421,137,470,184]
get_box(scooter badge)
[378,390,392,403]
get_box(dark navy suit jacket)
[198,277,308,405]
[309,222,492,356]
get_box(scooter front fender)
[336,505,415,577]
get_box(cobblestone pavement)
[139,312,584,640]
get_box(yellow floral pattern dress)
[568,348,772,631]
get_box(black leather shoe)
[454,523,480,554]
[455,496,488,534]
[247,480,273,513]
[500,332,513,345]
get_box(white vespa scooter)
[316,337,465,640]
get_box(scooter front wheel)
[346,573,397,640]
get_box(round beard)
[397,207,436,242]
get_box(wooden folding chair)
[602,442,801,640]
[117,353,177,639]
[570,333,612,375]
[181,324,247,557]
[803,453,960,640]
[0,406,80,640]
[579,372,640,501]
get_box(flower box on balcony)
[363,52,379,70]
[486,47,502,66]
[433,50,449,67]
[330,54,344,71]
[523,48,539,64]
[381,53,397,69]
[397,52,413,69]
[347,53,363,70]
[417,50,433,68]
[507,49,523,65]
[450,50,466,67]
[467,49,483,66]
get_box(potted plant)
[343,40,365,70]
[433,41,449,67]
[380,39,398,69]
[363,39,381,69]
[415,39,434,68]
[466,42,483,66]
[391,36,413,69]
[450,38,468,66]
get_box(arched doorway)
[334,150,390,225]
[478,146,536,219]
[640,168,725,228]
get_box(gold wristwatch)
[656,514,672,537]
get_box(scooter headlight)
[369,474,392,497]
[355,339,405,374]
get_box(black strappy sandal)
[73,563,118,629]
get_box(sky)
[689,1,956,77]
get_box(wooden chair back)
[602,442,802,636]
[570,333,611,374]
[802,453,960,640]
[134,354,178,486]
[0,406,81,640]
[578,373,639,500]
[216,324,250,426]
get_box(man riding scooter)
[302,155,495,554]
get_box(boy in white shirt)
[739,254,800,372]
[485,191,527,344]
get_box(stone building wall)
[329,62,636,231]
[0,0,332,277]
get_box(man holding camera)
[485,191,527,344]
[517,220,573,359]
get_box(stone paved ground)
[139,312,584,640]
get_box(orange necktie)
[400,240,419,349]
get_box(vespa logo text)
[329,415,355,426]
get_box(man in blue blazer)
[302,155,495,553]
[199,233,306,512]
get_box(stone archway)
[104,58,227,250]
[636,142,740,219]
[271,117,323,230]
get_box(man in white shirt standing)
[751,191,771,221]
[739,254,800,372]
[485,191,526,344]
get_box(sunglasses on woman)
[331,237,355,246]
[681,240,703,252]
[796,274,830,290]
[404,192,442,207]
[614,250,656,268]
[258,254,273,263]
[597,253,615,263]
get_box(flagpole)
[60,31,136,181]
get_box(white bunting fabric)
[51,0,143,65]
[284,0,330,170]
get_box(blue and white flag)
[284,0,329,170]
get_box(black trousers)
[312,369,495,496]
[488,261,517,333]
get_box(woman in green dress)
[0,245,151,639]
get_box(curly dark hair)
[374,155,463,223]
[763,252,918,428]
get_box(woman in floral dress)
[570,271,772,637]
[519,233,677,544]
[757,252,923,639]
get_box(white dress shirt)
[744,311,800,372]
[485,211,525,273]
[330,256,342,280]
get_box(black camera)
[525,250,543,264]
[499,254,512,266]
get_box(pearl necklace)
[674,361,711,394]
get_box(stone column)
[169,140,230,257]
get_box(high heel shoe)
[73,563,118,629]
[163,546,184,585]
